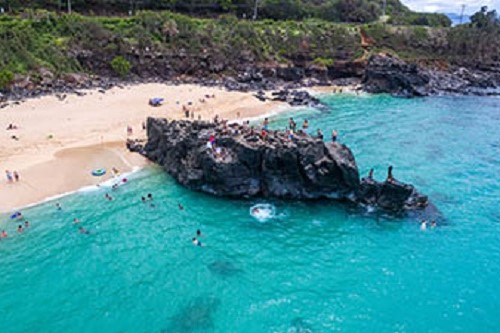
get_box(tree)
[470,6,500,29]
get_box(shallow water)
[1,93,499,332]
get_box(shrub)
[0,69,14,90]
[110,56,131,77]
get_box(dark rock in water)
[289,317,314,333]
[363,54,429,97]
[130,118,433,215]
[166,296,220,333]
[207,260,242,277]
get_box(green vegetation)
[0,68,14,89]
[0,0,451,26]
[110,56,131,77]
[0,7,497,81]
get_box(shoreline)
[0,82,294,213]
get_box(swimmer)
[147,193,153,200]
[73,218,80,224]
[1,230,7,238]
[24,221,30,228]
[56,203,62,210]
[420,220,427,231]
[251,207,260,214]
[431,220,437,228]
[105,193,113,201]
[178,203,184,210]
[17,225,24,233]
[79,227,89,234]
[192,237,203,247]
[196,229,203,237]
[141,196,146,203]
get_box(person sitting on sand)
[127,126,133,136]
[192,237,203,247]
[0,230,7,238]
[5,170,13,183]
[6,123,18,130]
[316,129,324,140]
[79,227,89,234]
[13,171,19,182]
[17,225,24,233]
[387,166,394,182]
[331,130,338,142]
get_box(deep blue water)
[1,93,499,332]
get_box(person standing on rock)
[302,119,309,134]
[368,168,374,180]
[316,129,324,140]
[331,130,337,142]
[387,166,394,182]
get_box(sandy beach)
[0,83,287,212]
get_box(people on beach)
[331,130,337,142]
[5,170,13,183]
[13,171,19,182]
[387,166,394,182]
[192,237,203,247]
[127,125,133,136]
[6,123,18,130]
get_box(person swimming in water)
[73,218,80,224]
[79,227,89,234]
[1,230,7,238]
[17,225,24,233]
[141,196,146,203]
[105,193,113,201]
[251,207,260,215]
[196,229,203,237]
[420,220,427,231]
[178,203,184,210]
[147,193,153,200]
[431,220,437,228]
[24,221,30,228]
[192,237,203,247]
[56,203,62,210]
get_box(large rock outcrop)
[128,118,432,214]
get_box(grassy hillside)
[0,9,498,89]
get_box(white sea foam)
[250,203,276,222]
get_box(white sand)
[0,83,287,212]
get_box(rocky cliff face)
[128,118,433,214]
[363,54,500,97]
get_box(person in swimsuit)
[1,230,8,238]
[17,225,24,233]
[79,227,90,234]
[387,166,394,182]
[192,238,203,247]
[5,170,13,183]
[24,221,30,228]
[331,130,338,142]
[316,129,324,140]
[368,168,374,180]
[178,203,184,210]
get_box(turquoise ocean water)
[1,93,499,332]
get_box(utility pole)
[253,0,259,20]
[67,0,71,14]
[459,4,466,24]
[382,0,387,17]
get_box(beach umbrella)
[91,168,106,177]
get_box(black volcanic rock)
[130,118,432,214]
